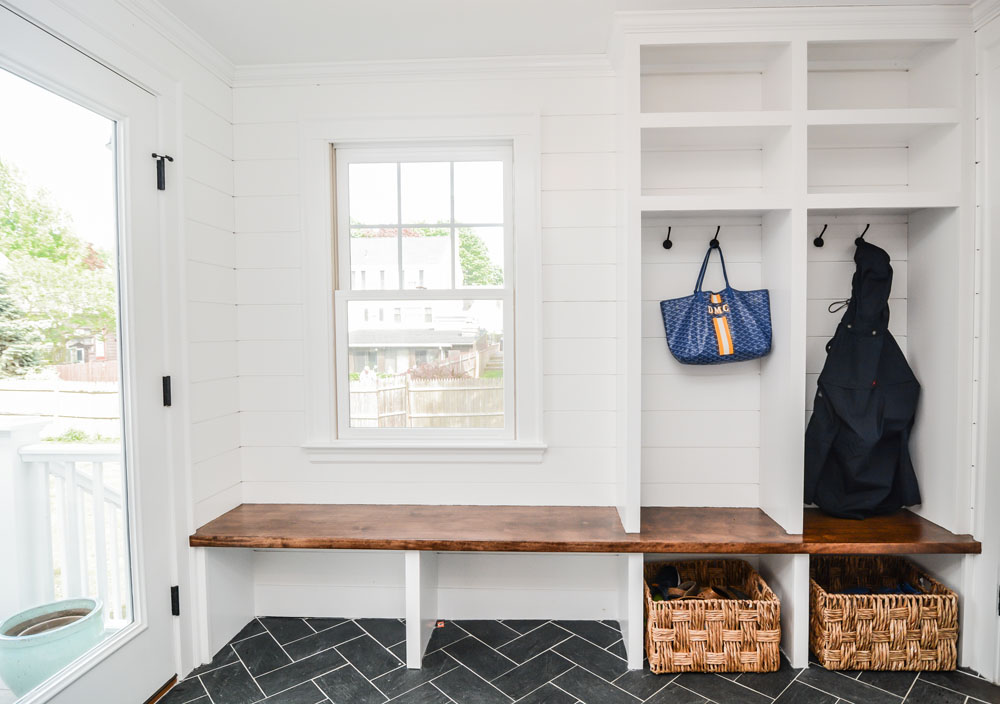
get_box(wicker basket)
[810,556,958,671]
[644,559,781,674]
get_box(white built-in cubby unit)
[617,8,975,669]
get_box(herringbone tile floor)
[159,618,1000,704]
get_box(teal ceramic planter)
[0,598,104,697]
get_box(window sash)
[333,143,516,440]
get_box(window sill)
[303,441,547,464]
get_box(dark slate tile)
[456,621,522,649]
[445,635,517,680]
[358,618,407,647]
[159,677,208,704]
[199,662,265,704]
[426,621,469,652]
[920,671,1000,704]
[433,665,513,704]
[857,670,918,698]
[285,621,365,661]
[503,620,548,634]
[602,620,621,630]
[551,666,641,704]
[903,680,967,704]
[338,635,404,680]
[260,617,315,645]
[645,682,710,704]
[511,683,576,704]
[306,617,348,632]
[261,681,328,704]
[388,683,450,704]
[553,636,628,682]
[552,621,622,648]
[230,619,267,643]
[673,673,772,704]
[497,623,573,664]
[315,664,387,704]
[188,644,240,677]
[390,641,408,662]
[797,667,903,704]
[774,682,838,704]
[612,666,674,700]
[605,640,627,660]
[257,647,347,697]
[736,655,800,698]
[234,632,292,677]
[371,649,460,700]
[492,651,575,700]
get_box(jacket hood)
[843,240,892,332]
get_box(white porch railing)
[1,427,130,628]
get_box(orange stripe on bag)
[714,316,734,356]
[710,293,722,304]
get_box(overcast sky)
[0,67,116,253]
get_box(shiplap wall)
[231,72,622,617]
[805,215,909,418]
[179,65,239,528]
[233,74,618,506]
[639,216,763,507]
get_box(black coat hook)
[813,223,828,248]
[662,226,673,250]
[855,223,870,246]
[709,225,721,249]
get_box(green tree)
[0,273,43,377]
[0,158,116,363]
[458,229,503,286]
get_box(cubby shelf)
[640,194,793,213]
[806,107,960,127]
[806,192,962,211]
[640,110,794,129]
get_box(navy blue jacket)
[804,240,921,519]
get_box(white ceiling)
[155,0,616,66]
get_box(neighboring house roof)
[349,329,477,348]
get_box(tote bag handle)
[694,243,732,293]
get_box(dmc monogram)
[707,303,730,315]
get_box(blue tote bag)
[660,243,771,365]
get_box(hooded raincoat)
[804,240,921,519]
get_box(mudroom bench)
[189,505,979,671]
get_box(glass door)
[0,7,175,703]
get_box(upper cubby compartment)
[641,42,793,114]
[807,40,960,111]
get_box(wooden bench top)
[189,505,981,555]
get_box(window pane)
[456,227,504,288]
[400,162,450,224]
[402,227,451,290]
[349,163,397,225]
[454,161,503,224]
[346,299,504,429]
[350,228,399,290]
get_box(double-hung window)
[333,144,514,439]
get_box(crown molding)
[116,0,235,84]
[615,4,973,33]
[973,0,1000,28]
[233,54,614,88]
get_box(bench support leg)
[618,553,644,670]
[759,554,809,668]
[405,550,438,669]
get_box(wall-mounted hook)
[855,223,870,246]
[813,223,828,248]
[662,226,673,250]
[709,225,721,249]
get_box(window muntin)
[335,145,514,438]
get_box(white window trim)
[299,114,545,463]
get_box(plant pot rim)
[0,598,103,644]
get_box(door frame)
[0,0,200,696]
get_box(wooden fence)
[53,361,119,383]
[349,375,504,428]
